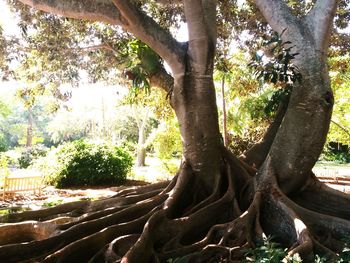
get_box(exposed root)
[290,173,350,220]
[0,150,349,262]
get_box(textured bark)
[253,0,338,194]
[4,0,348,262]
[221,76,229,147]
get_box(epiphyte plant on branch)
[0,0,349,263]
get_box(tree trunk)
[134,107,149,167]
[221,75,229,147]
[2,1,349,263]
[171,72,223,192]
[136,122,146,167]
[26,107,33,147]
[269,50,333,193]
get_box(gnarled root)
[0,149,349,262]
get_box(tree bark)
[221,76,229,147]
[253,0,337,194]
[3,1,348,263]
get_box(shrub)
[38,140,133,187]
[320,143,350,164]
[17,145,48,168]
[243,236,292,263]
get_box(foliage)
[0,88,55,149]
[42,199,64,207]
[0,100,12,151]
[226,87,279,155]
[150,119,182,160]
[214,51,265,154]
[123,40,162,94]
[320,143,350,164]
[116,141,137,157]
[37,140,133,187]
[327,55,350,146]
[0,154,10,178]
[339,239,350,262]
[47,109,91,143]
[249,30,302,85]
[17,144,48,168]
[243,236,291,263]
[160,159,179,176]
[243,236,350,263]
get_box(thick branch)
[305,0,339,51]
[19,0,185,75]
[331,120,350,138]
[78,43,173,92]
[111,0,185,74]
[19,0,122,25]
[253,0,304,42]
[149,66,174,93]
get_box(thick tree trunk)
[2,1,348,263]
[271,54,333,193]
[221,76,229,147]
[171,72,223,192]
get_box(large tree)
[0,0,349,262]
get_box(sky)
[0,1,20,36]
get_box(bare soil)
[0,180,149,211]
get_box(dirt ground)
[0,180,148,211]
[1,160,348,212]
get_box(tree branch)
[253,0,303,42]
[19,0,185,75]
[111,0,185,75]
[18,0,122,25]
[183,0,217,73]
[149,66,174,93]
[331,120,350,138]
[305,0,339,51]
[80,43,173,92]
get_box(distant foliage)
[151,119,182,160]
[38,140,133,187]
[18,145,48,168]
[320,143,350,164]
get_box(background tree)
[0,1,349,263]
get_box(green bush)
[320,143,350,164]
[38,140,133,187]
[18,145,48,168]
